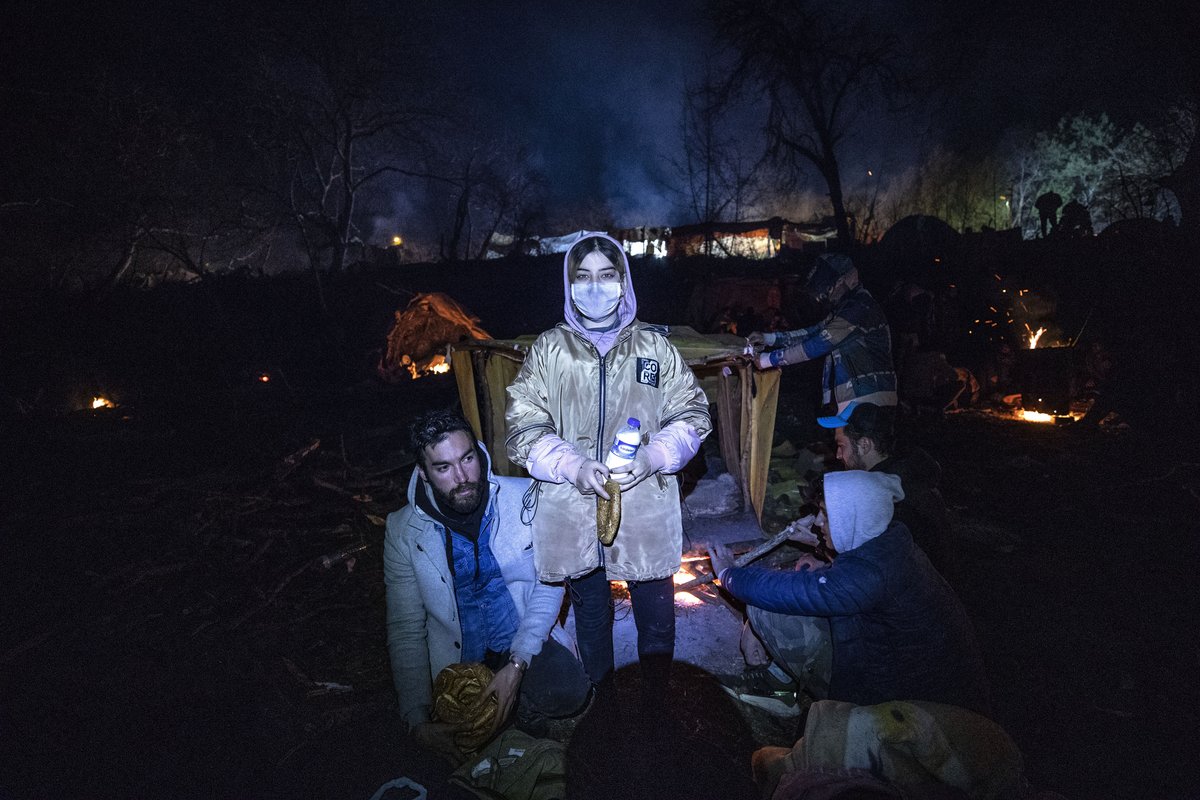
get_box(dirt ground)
[3,372,1199,800]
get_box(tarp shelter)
[450,327,780,523]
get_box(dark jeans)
[485,637,590,719]
[566,567,675,687]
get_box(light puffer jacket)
[383,462,567,730]
[505,320,711,582]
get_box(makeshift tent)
[378,293,491,381]
[450,327,780,523]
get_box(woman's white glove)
[608,449,654,490]
[572,458,612,499]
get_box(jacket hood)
[562,231,637,355]
[807,253,860,306]
[406,438,497,511]
[825,470,905,553]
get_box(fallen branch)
[676,516,819,592]
[312,475,356,498]
[320,542,370,570]
[274,439,321,482]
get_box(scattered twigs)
[274,438,321,482]
[230,561,313,630]
[312,475,356,498]
[320,542,369,570]
[362,457,414,481]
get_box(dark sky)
[2,0,1193,229]
[425,0,1193,225]
[428,0,714,224]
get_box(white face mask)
[571,281,622,321]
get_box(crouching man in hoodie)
[384,410,591,765]
[712,471,990,718]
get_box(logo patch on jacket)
[636,358,660,387]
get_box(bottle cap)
[627,417,640,427]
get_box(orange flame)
[672,571,704,606]
[92,396,115,409]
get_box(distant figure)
[713,306,737,335]
[736,305,764,338]
[899,349,961,416]
[885,280,935,379]
[1059,200,1094,237]
[980,341,1017,403]
[1035,191,1063,238]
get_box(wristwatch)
[508,655,528,673]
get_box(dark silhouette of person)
[1035,191,1063,238]
[1059,200,1094,237]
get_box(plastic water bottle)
[605,417,641,470]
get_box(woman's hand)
[746,331,768,353]
[573,459,611,498]
[608,449,654,490]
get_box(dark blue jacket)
[724,521,990,715]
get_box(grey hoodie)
[825,470,905,553]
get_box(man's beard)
[436,479,483,514]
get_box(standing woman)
[505,232,711,702]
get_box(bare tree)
[419,131,548,262]
[1,76,265,291]
[670,70,768,255]
[249,2,440,292]
[710,0,903,247]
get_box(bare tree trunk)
[446,180,471,262]
[96,227,144,294]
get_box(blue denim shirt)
[447,511,521,662]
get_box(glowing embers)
[671,569,704,606]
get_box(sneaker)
[716,665,800,717]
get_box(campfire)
[377,293,489,382]
[91,395,116,410]
[1014,323,1087,423]
[672,567,705,607]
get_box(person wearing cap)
[505,232,711,705]
[747,253,897,413]
[818,401,957,582]
[711,471,990,717]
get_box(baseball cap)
[817,401,895,440]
